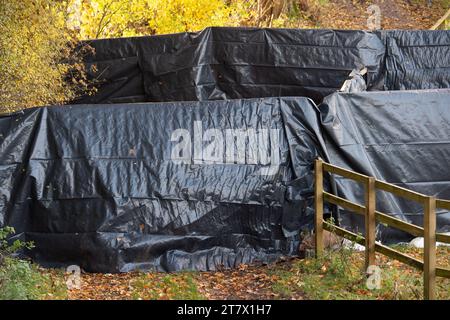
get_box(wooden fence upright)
[313,158,450,300]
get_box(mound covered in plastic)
[1,28,449,272]
[0,97,324,272]
[76,27,449,105]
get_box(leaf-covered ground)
[53,246,450,300]
[317,0,449,30]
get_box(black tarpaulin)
[75,28,450,106]
[380,30,450,90]
[80,37,146,104]
[0,97,325,272]
[4,90,450,272]
[319,89,450,242]
[1,28,450,272]
[75,27,386,105]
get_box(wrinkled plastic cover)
[76,27,386,105]
[320,89,450,242]
[75,28,449,105]
[379,30,450,90]
[2,28,449,272]
[0,97,325,272]
[4,90,449,271]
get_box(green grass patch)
[131,272,204,300]
[0,226,67,300]
[0,258,68,300]
[272,246,450,300]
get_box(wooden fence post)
[314,159,324,257]
[424,196,436,300]
[365,177,376,270]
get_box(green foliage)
[0,227,67,300]
[0,227,33,257]
[272,246,450,300]
[0,257,67,300]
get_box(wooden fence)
[314,158,450,300]
[430,7,450,30]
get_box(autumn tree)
[0,0,90,113]
[69,0,319,39]
[70,0,250,38]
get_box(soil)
[318,0,448,29]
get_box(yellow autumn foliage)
[0,0,305,112]
[73,0,252,39]
[146,0,247,34]
[0,1,89,113]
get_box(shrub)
[0,1,91,114]
[0,227,67,300]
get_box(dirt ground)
[66,261,296,300]
[63,247,450,300]
[318,0,448,29]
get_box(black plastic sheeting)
[0,97,326,272]
[382,30,450,90]
[320,89,450,242]
[80,37,147,104]
[3,89,450,272]
[75,28,449,105]
[1,28,449,272]
[76,28,386,105]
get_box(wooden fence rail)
[314,158,450,300]
[430,7,450,30]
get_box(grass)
[130,272,205,300]
[271,246,450,300]
[0,227,67,300]
[0,257,67,300]
[2,243,447,300]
